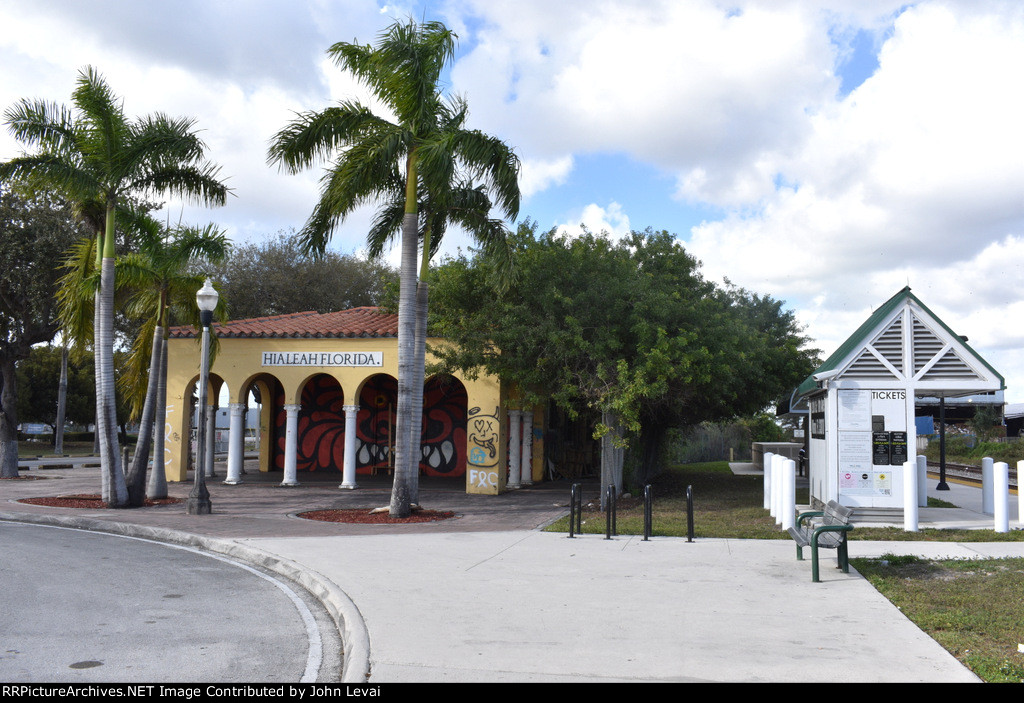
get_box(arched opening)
[182,373,225,475]
[299,373,345,473]
[357,373,397,475]
[236,373,277,474]
[421,374,467,477]
[272,373,346,474]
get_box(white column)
[520,410,533,486]
[224,402,244,485]
[281,403,300,486]
[994,461,1009,533]
[916,455,927,507]
[507,409,522,489]
[781,458,796,530]
[903,459,918,532]
[339,404,359,490]
[204,398,217,478]
[763,451,774,510]
[982,457,994,515]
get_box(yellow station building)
[164,307,543,494]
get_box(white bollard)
[916,455,928,507]
[994,461,1009,533]
[763,451,774,510]
[772,454,785,523]
[782,459,797,531]
[1019,460,1024,527]
[982,457,994,515]
[903,459,919,532]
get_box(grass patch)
[851,556,1024,682]
[17,440,98,457]
[850,526,1024,542]
[546,461,807,539]
[544,461,1024,542]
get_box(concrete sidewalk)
[2,463,1016,682]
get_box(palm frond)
[267,101,392,172]
[55,237,99,354]
[3,98,78,153]
[132,162,230,206]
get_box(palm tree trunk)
[409,278,428,505]
[98,214,127,508]
[55,345,68,455]
[389,211,419,517]
[125,326,162,506]
[147,329,168,499]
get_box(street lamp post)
[187,279,218,515]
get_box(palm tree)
[364,171,515,505]
[1,67,228,506]
[268,19,520,516]
[118,220,229,506]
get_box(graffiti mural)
[467,405,500,489]
[356,374,396,473]
[420,376,467,476]
[468,405,499,468]
[271,373,468,477]
[275,374,345,472]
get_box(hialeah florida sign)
[261,351,383,367]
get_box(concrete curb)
[0,510,370,683]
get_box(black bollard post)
[605,485,611,539]
[605,485,617,539]
[606,487,614,536]
[643,484,653,540]
[686,484,695,542]
[569,483,581,538]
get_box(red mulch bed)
[18,494,183,509]
[298,508,457,524]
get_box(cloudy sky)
[2,0,1023,404]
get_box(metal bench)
[788,500,854,582]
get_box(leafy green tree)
[16,344,95,433]
[740,413,787,443]
[0,187,89,477]
[192,231,396,319]
[1,67,229,505]
[268,20,519,516]
[969,404,1002,442]
[428,223,818,487]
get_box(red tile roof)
[169,307,398,339]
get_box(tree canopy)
[16,344,95,431]
[427,223,819,484]
[192,232,396,320]
[0,186,89,477]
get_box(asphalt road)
[0,522,342,682]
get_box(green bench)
[788,500,854,582]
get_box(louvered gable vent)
[911,313,981,381]
[794,287,1003,400]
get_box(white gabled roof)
[795,287,1003,400]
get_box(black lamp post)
[187,279,218,515]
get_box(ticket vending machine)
[808,389,912,509]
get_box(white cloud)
[682,1,1024,399]
[519,156,574,199]
[447,0,898,198]
[556,201,631,240]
